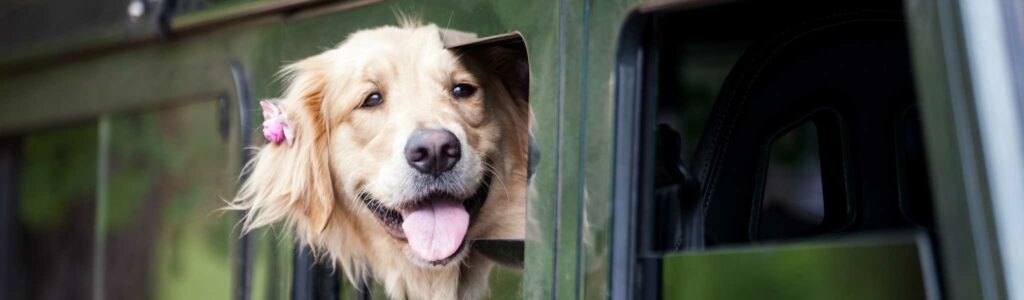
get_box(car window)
[0,124,99,300]
[758,121,825,240]
[614,0,938,298]
[0,97,247,299]
[99,100,239,299]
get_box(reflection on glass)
[171,0,303,23]
[759,121,825,240]
[7,124,98,300]
[250,229,292,300]
[101,101,238,299]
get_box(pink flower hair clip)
[260,100,295,147]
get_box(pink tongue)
[400,198,469,262]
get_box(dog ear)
[483,43,532,102]
[491,45,530,103]
[231,54,336,249]
[452,34,537,180]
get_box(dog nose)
[405,129,462,176]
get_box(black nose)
[405,129,462,176]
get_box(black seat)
[672,11,933,247]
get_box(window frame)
[906,0,1024,298]
[610,1,969,299]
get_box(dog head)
[231,23,530,285]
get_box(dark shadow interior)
[643,0,935,252]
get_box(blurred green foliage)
[352,267,523,299]
[251,228,293,300]
[103,100,237,299]
[19,123,98,231]
[487,267,523,299]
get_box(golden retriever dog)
[229,21,530,300]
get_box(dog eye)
[452,84,477,98]
[361,92,383,108]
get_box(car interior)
[623,0,937,296]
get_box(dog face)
[232,23,530,298]
[320,25,502,265]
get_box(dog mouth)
[359,172,492,265]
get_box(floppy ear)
[494,45,530,103]
[493,47,538,179]
[477,48,529,103]
[231,54,336,250]
[455,35,536,179]
[453,34,537,183]
[486,44,536,178]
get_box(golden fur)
[229,23,529,300]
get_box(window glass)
[638,0,921,249]
[172,0,285,16]
[896,107,934,228]
[250,229,293,300]
[0,103,252,299]
[0,0,143,59]
[759,122,826,240]
[658,39,750,165]
[100,100,238,299]
[3,124,98,300]
[618,0,936,297]
[170,0,326,27]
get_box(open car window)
[613,1,938,298]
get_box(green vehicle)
[2,0,1023,299]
